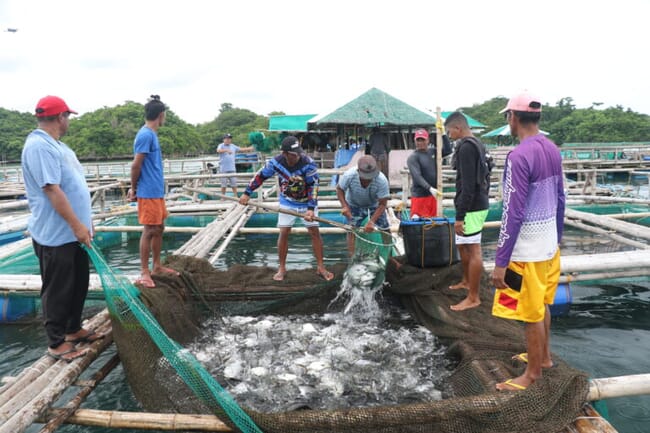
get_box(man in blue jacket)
[239,136,333,282]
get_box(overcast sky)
[1,0,649,125]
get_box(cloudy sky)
[1,0,649,125]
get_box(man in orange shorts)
[491,91,565,391]
[128,95,178,288]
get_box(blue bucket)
[550,283,572,316]
[399,218,460,268]
[0,297,37,323]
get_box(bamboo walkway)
[3,166,650,431]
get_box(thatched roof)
[309,88,436,127]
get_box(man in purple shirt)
[490,91,565,392]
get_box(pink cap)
[35,95,77,117]
[499,91,542,113]
[414,129,429,140]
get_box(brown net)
[111,254,589,433]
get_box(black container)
[400,218,459,268]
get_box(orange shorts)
[137,198,169,225]
[410,196,437,218]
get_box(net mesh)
[83,241,589,433]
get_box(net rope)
[84,243,263,433]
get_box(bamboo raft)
[3,157,650,432]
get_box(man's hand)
[239,194,250,206]
[341,205,352,220]
[491,266,507,289]
[73,223,92,248]
[363,219,375,233]
[304,210,315,222]
[127,188,137,202]
[429,186,438,197]
[454,220,464,236]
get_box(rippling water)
[2,221,650,432]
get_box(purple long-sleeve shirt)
[495,134,565,267]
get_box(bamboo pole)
[0,200,28,211]
[565,208,650,240]
[0,311,112,433]
[588,373,650,400]
[561,268,650,283]
[184,187,355,232]
[209,207,256,265]
[484,249,650,274]
[564,219,650,249]
[40,409,233,431]
[37,354,120,433]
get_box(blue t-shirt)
[217,142,240,172]
[21,129,92,246]
[133,126,164,198]
[337,167,390,208]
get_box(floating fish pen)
[87,243,611,433]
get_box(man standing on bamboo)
[491,91,565,391]
[22,95,103,362]
[445,112,490,311]
[406,129,452,218]
[239,136,333,282]
[128,95,179,288]
[216,133,254,197]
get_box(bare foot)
[273,270,287,281]
[152,266,180,276]
[449,281,468,290]
[316,268,334,281]
[450,297,480,311]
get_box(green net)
[84,243,263,433]
[62,232,591,433]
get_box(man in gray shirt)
[406,129,452,218]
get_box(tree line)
[1,98,649,163]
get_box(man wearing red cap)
[22,96,103,362]
[406,129,452,218]
[127,95,179,288]
[491,91,565,391]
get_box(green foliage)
[461,97,650,145]
[3,97,648,163]
[0,108,36,162]
[196,103,271,152]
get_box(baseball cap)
[499,91,542,113]
[414,129,429,140]
[35,95,77,117]
[223,133,232,139]
[357,155,379,180]
[281,136,303,153]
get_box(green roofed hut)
[309,87,437,130]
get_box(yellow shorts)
[137,198,169,225]
[492,248,560,323]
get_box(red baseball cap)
[414,129,429,140]
[35,95,77,117]
[500,91,542,113]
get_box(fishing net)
[88,235,590,433]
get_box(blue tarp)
[330,149,360,186]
